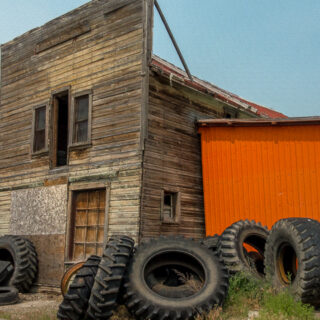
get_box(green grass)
[197,272,316,320]
[258,290,315,320]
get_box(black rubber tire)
[219,220,269,276]
[0,261,14,284]
[23,238,38,290]
[0,235,38,292]
[57,255,101,320]
[264,218,320,306]
[86,235,135,320]
[124,236,229,320]
[0,286,19,306]
[201,234,220,254]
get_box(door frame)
[65,181,110,263]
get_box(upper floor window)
[71,91,92,146]
[223,106,238,119]
[32,105,47,153]
[74,95,89,143]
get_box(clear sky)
[1,1,319,117]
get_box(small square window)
[32,105,47,153]
[161,190,181,224]
[223,106,238,119]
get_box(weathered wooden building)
[0,0,285,287]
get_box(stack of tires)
[58,217,320,319]
[264,218,320,306]
[58,236,229,320]
[0,235,38,306]
[204,218,320,308]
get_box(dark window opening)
[33,106,46,152]
[73,95,89,143]
[53,92,69,167]
[161,191,180,223]
[223,107,238,119]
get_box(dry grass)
[0,309,57,320]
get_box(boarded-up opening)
[69,189,106,261]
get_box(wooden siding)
[140,72,255,239]
[0,191,11,235]
[0,0,147,241]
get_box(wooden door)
[70,189,106,261]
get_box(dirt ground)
[0,293,61,320]
[0,293,135,320]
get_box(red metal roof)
[151,55,287,119]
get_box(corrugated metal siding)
[199,125,320,235]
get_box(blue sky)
[1,1,319,117]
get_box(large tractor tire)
[0,261,14,285]
[201,234,220,255]
[265,218,320,306]
[86,235,135,320]
[57,255,101,320]
[0,235,38,292]
[219,220,269,276]
[23,238,38,291]
[0,287,19,306]
[124,236,229,320]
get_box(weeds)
[197,272,316,320]
[258,290,315,320]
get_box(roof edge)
[198,117,320,127]
[151,55,287,119]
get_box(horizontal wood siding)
[141,72,255,240]
[0,0,145,240]
[140,73,218,239]
[0,191,11,235]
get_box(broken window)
[33,106,47,153]
[73,94,89,144]
[52,91,69,167]
[161,190,181,224]
[69,189,106,261]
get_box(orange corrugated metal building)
[198,118,320,236]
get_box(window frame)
[65,182,110,263]
[160,188,181,224]
[31,102,49,156]
[223,106,238,119]
[50,87,71,169]
[69,89,93,149]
